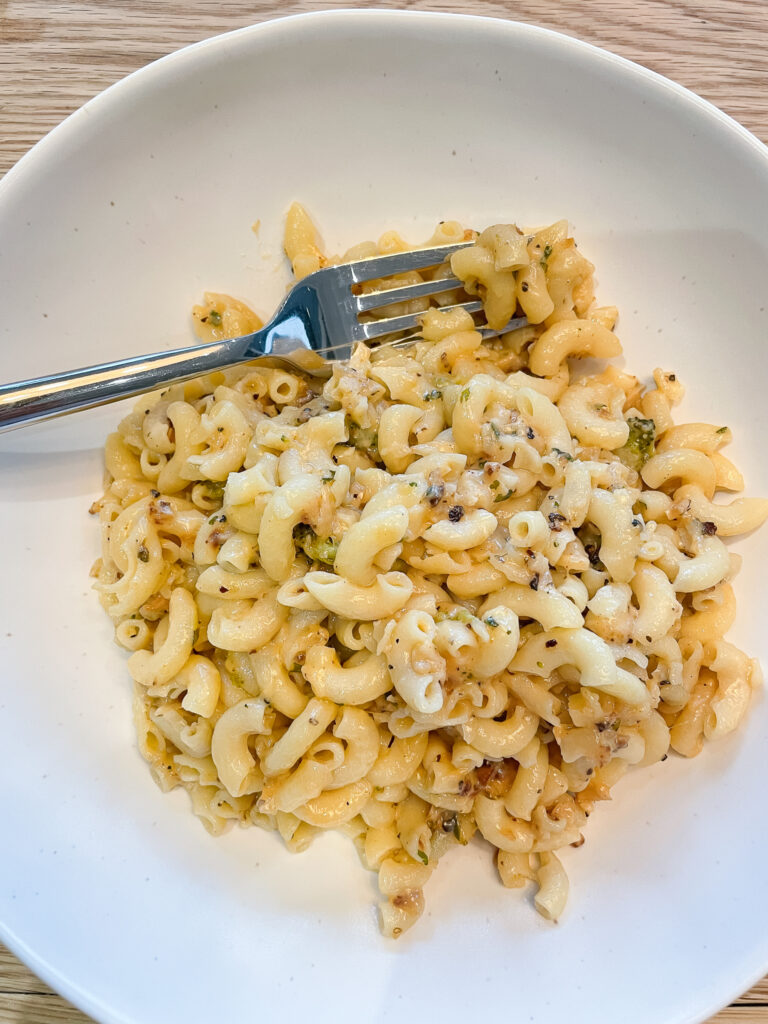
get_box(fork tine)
[270,312,531,372]
[477,317,528,339]
[355,276,463,313]
[356,300,484,341]
[345,242,472,284]
[376,315,530,350]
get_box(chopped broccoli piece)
[435,606,475,625]
[201,480,225,501]
[294,524,338,566]
[618,417,656,471]
[346,418,379,457]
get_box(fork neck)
[244,282,321,358]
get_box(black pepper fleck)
[548,511,566,531]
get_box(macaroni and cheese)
[91,206,768,936]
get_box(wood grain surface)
[1,1,767,1022]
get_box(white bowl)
[2,11,768,1024]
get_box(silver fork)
[0,242,526,431]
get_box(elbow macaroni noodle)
[91,205,768,937]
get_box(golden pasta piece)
[283,202,329,279]
[192,291,263,343]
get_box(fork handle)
[0,335,255,433]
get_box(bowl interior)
[1,11,768,1024]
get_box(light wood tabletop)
[1,1,767,1021]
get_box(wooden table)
[1,1,767,1021]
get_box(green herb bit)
[493,489,514,502]
[293,524,338,566]
[453,819,462,842]
[137,546,149,563]
[485,616,499,627]
[617,416,656,472]
[552,447,574,462]
[208,309,222,327]
[460,388,471,402]
[424,389,442,401]
[489,421,501,439]
[540,243,553,268]
[417,850,429,866]
[716,426,728,434]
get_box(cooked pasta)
[90,205,767,936]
